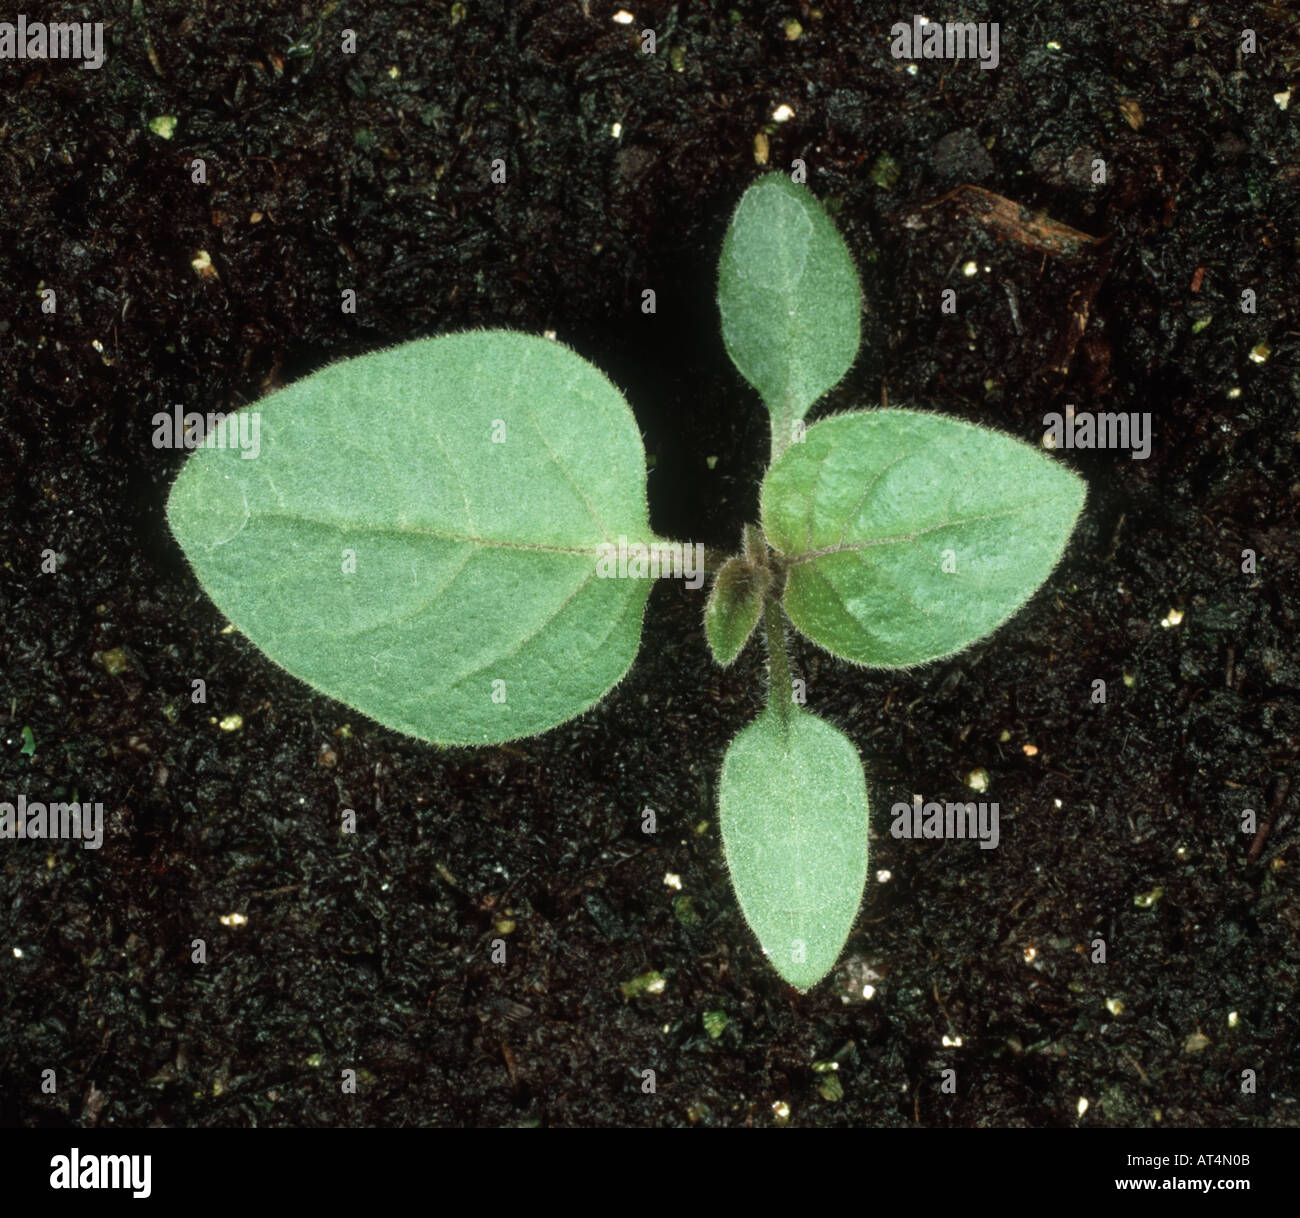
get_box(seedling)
[167,174,1085,990]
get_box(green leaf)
[167,330,655,746]
[717,174,861,437]
[762,409,1086,667]
[704,556,769,666]
[719,705,870,989]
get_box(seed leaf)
[167,331,655,746]
[762,409,1086,667]
[704,556,768,666]
[717,174,861,431]
[719,704,870,989]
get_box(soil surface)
[2,1,1298,1127]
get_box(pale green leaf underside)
[717,174,861,426]
[762,410,1086,667]
[720,705,870,989]
[703,557,766,666]
[167,330,654,746]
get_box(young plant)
[167,174,1085,990]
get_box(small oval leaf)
[167,331,654,746]
[719,705,870,989]
[717,174,862,428]
[704,556,768,666]
[762,409,1086,667]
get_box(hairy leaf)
[704,556,768,666]
[167,331,655,746]
[717,174,861,436]
[762,409,1086,667]
[719,705,870,989]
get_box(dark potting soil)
[1,1,1298,1128]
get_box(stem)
[700,546,730,577]
[763,594,794,732]
[770,396,794,465]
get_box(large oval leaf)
[717,174,861,433]
[762,409,1086,667]
[167,331,655,746]
[719,705,870,989]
